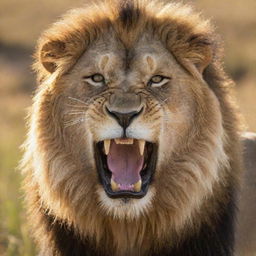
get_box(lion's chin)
[97,186,156,219]
[94,138,158,200]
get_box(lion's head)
[23,0,241,254]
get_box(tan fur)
[21,1,242,255]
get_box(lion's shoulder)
[235,132,256,256]
[242,132,256,164]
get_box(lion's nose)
[106,107,143,129]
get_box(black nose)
[106,107,143,129]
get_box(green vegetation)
[0,94,36,255]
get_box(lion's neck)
[40,188,236,256]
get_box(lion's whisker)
[64,116,88,123]
[66,103,88,108]
[63,117,87,129]
[68,96,90,105]
[163,118,179,123]
[64,112,87,115]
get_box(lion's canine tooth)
[111,179,119,192]
[114,138,134,144]
[138,140,146,156]
[104,139,111,155]
[133,180,142,192]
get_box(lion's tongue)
[107,140,144,191]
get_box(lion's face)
[46,31,217,219]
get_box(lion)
[20,0,255,255]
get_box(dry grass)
[0,0,255,255]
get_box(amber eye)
[83,73,105,86]
[148,75,170,87]
[91,74,105,83]
[151,75,164,83]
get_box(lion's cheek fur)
[24,89,98,224]
[154,86,229,232]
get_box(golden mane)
[34,0,215,82]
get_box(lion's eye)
[83,73,105,86]
[148,75,170,88]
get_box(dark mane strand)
[118,0,141,28]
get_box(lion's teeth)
[111,178,119,192]
[138,140,146,156]
[104,139,111,155]
[114,138,134,144]
[133,180,142,192]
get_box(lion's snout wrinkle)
[108,92,142,112]
[105,92,143,129]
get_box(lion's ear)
[177,35,214,82]
[40,40,66,73]
[188,35,213,74]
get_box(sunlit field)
[0,0,255,255]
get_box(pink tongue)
[107,140,144,190]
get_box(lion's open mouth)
[95,138,157,199]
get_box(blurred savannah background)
[0,0,255,255]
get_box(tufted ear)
[176,34,214,82]
[188,35,213,74]
[40,40,66,73]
